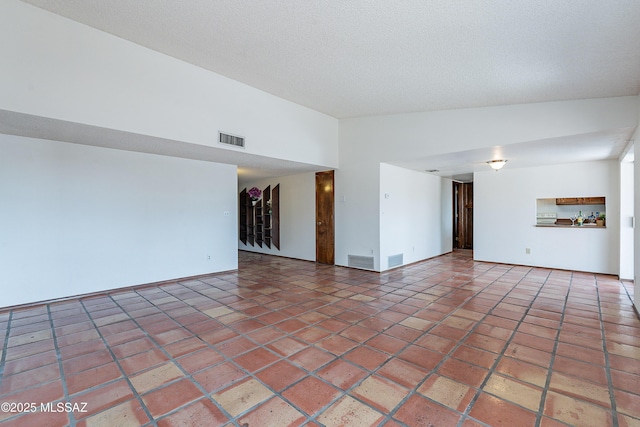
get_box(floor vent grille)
[388,253,404,268]
[348,255,374,270]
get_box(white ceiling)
[15,0,640,179]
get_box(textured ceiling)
[20,0,640,119]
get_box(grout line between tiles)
[0,311,13,380]
[533,272,572,427]
[46,304,76,427]
[595,275,620,427]
[77,299,157,427]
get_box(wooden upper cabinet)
[583,197,605,205]
[556,197,605,205]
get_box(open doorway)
[453,181,473,249]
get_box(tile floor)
[0,250,639,427]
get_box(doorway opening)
[453,181,473,250]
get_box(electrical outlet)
[525,248,531,254]
[223,211,229,217]
[207,255,211,260]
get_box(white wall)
[238,173,317,261]
[338,97,637,275]
[0,0,338,168]
[620,159,634,280]
[380,164,452,270]
[0,135,238,307]
[474,161,620,274]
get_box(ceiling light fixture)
[487,160,507,171]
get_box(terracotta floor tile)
[366,334,407,354]
[556,341,606,366]
[430,323,468,341]
[282,376,341,416]
[484,373,543,411]
[1,350,58,376]
[215,336,257,357]
[119,348,168,376]
[77,399,149,427]
[549,371,612,408]
[452,345,498,369]
[247,326,286,344]
[470,392,538,427]
[1,410,69,427]
[71,379,135,419]
[384,324,422,341]
[463,332,506,354]
[156,398,228,427]
[544,391,613,427]
[163,336,206,358]
[275,318,308,333]
[352,375,409,412]
[394,394,461,427]
[317,335,358,356]
[142,378,203,418]
[417,374,475,412]
[512,332,556,353]
[495,357,549,387]
[193,361,245,393]
[4,339,55,361]
[255,359,306,391]
[317,395,384,426]
[398,345,443,370]
[553,355,608,385]
[1,379,64,409]
[233,347,279,372]
[67,362,122,395]
[415,333,457,354]
[267,336,307,357]
[609,354,640,376]
[343,345,389,370]
[317,318,351,333]
[359,316,394,332]
[504,343,553,368]
[238,396,305,427]
[614,389,640,419]
[2,251,638,426]
[611,369,640,395]
[289,346,335,372]
[317,359,368,390]
[129,362,184,394]
[199,327,239,346]
[339,324,377,342]
[176,348,224,374]
[0,363,61,395]
[212,378,273,417]
[378,358,430,389]
[438,358,489,388]
[294,326,331,343]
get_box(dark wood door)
[453,182,473,249]
[316,170,335,264]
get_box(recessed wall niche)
[239,184,280,249]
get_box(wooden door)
[316,171,335,264]
[453,182,473,249]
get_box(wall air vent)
[388,253,404,268]
[218,132,245,148]
[348,255,374,270]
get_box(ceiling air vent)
[218,132,245,148]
